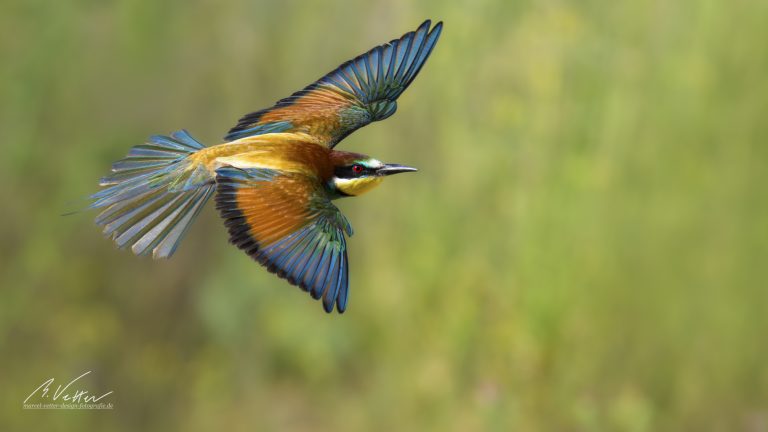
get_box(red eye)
[352,164,364,174]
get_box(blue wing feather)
[226,20,443,145]
[215,167,352,313]
[223,120,293,142]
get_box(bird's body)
[188,133,354,191]
[190,133,332,180]
[91,20,442,313]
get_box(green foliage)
[2,0,767,430]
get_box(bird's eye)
[352,164,364,175]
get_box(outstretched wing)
[215,167,353,313]
[225,19,443,147]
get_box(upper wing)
[225,19,443,146]
[215,166,353,313]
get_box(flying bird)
[91,20,443,313]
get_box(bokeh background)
[2,0,767,430]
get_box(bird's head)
[329,151,417,197]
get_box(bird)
[90,20,443,313]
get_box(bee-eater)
[91,20,443,313]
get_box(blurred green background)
[2,0,768,430]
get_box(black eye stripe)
[334,164,373,178]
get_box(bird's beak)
[377,164,418,176]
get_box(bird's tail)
[90,130,215,258]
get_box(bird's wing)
[224,19,443,147]
[214,166,353,313]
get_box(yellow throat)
[333,176,385,196]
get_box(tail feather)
[91,130,214,258]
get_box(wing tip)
[431,20,444,35]
[417,19,443,34]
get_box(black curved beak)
[377,164,418,176]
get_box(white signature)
[24,371,113,408]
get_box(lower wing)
[214,167,353,313]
